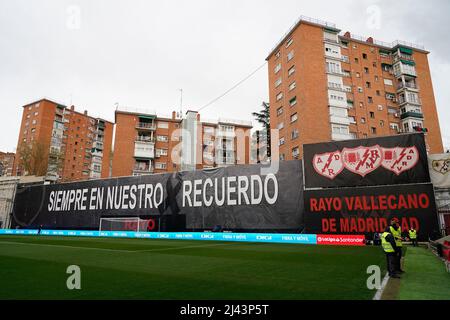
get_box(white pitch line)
[373,272,390,300]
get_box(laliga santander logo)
[313,145,419,179]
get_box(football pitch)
[0,235,387,300]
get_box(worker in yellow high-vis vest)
[381,227,401,278]
[409,228,418,247]
[390,218,405,274]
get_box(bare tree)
[18,141,62,176]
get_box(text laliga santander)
[309,193,430,212]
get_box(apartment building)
[112,109,252,177]
[267,16,444,160]
[13,99,113,182]
[0,152,15,177]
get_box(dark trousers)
[395,247,403,272]
[411,239,418,247]
[386,253,397,276]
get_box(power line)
[197,62,268,112]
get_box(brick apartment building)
[0,152,15,177]
[112,108,252,177]
[13,99,113,182]
[266,16,444,160]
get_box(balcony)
[330,115,350,126]
[398,96,422,106]
[93,141,103,150]
[133,163,154,175]
[134,141,155,159]
[400,111,424,120]
[393,53,415,64]
[397,82,419,92]
[332,132,353,141]
[136,136,155,143]
[326,68,347,77]
[92,150,103,158]
[136,122,156,131]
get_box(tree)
[252,102,271,161]
[18,141,63,177]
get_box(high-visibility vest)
[390,226,403,247]
[381,232,395,253]
[409,229,417,239]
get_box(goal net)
[99,217,152,232]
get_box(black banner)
[303,133,430,189]
[11,161,304,231]
[304,183,439,241]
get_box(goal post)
[99,217,152,232]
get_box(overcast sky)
[0,0,449,152]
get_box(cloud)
[0,0,448,151]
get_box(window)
[356,72,361,78]
[390,123,399,131]
[291,129,299,140]
[384,79,393,86]
[331,124,349,134]
[155,162,167,170]
[157,135,168,142]
[277,107,283,116]
[292,147,300,159]
[373,62,377,68]
[275,51,281,59]
[370,112,375,118]
[377,105,384,111]
[158,121,169,129]
[366,82,371,88]
[350,132,357,139]
[288,65,295,76]
[355,58,359,63]
[287,50,294,62]
[32,119,37,125]
[289,96,297,107]
[289,82,296,91]
[275,77,282,87]
[364,67,369,74]
[375,75,379,82]
[274,63,281,74]
[361,117,366,124]
[279,137,285,146]
[363,53,368,59]
[349,116,356,124]
[290,113,298,123]
[380,120,385,127]
[358,87,363,93]
[157,148,168,156]
[277,122,284,130]
[276,92,283,101]
[376,90,381,96]
[371,127,377,134]
[280,154,285,161]
[286,38,293,48]
[368,96,373,104]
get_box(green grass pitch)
[0,235,387,300]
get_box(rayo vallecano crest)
[381,146,419,176]
[341,145,383,177]
[432,157,450,175]
[312,151,344,179]
[313,145,420,179]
